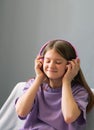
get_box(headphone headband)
[39,39,78,57]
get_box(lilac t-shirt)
[18,78,89,130]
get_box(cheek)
[59,65,67,73]
[43,62,47,71]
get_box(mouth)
[47,69,57,73]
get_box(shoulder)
[22,78,35,91]
[24,78,46,91]
[72,83,87,92]
[72,84,88,98]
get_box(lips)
[47,69,57,73]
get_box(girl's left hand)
[63,58,80,83]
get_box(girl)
[15,39,94,130]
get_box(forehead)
[44,49,65,60]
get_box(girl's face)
[43,49,67,80]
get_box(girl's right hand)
[34,56,47,81]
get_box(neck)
[49,79,62,88]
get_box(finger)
[68,60,79,75]
[66,63,72,72]
[72,58,80,65]
[72,59,80,74]
[37,55,44,60]
[68,61,75,69]
[36,56,44,63]
[71,58,80,68]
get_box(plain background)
[0,0,94,108]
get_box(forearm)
[16,76,43,117]
[61,81,81,123]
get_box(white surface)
[0,82,26,130]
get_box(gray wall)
[0,0,94,108]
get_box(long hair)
[40,39,94,112]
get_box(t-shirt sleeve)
[72,85,89,125]
[23,78,35,93]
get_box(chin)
[47,75,60,80]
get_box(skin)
[16,49,81,124]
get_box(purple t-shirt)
[18,78,89,130]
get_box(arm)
[61,58,81,123]
[62,81,81,124]
[15,56,46,117]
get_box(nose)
[49,61,55,68]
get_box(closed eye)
[44,58,62,64]
[55,61,62,64]
[44,59,50,63]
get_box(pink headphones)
[39,39,78,57]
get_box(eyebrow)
[44,57,63,61]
